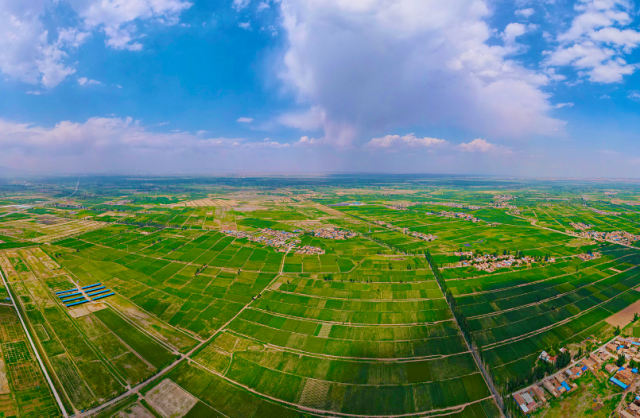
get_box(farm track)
[450,250,629,300]
[425,258,505,415]
[464,255,638,321]
[481,274,640,352]
[189,358,496,418]
[76,248,291,417]
[0,267,69,418]
[222,328,471,362]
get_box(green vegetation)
[2,175,640,417]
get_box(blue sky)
[1,0,640,177]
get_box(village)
[423,201,482,210]
[591,207,622,216]
[401,228,438,242]
[574,229,640,246]
[223,228,325,254]
[444,252,555,273]
[570,222,592,231]
[514,335,640,417]
[311,227,357,240]
[438,210,480,222]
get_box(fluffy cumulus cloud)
[276,0,564,147]
[545,0,640,83]
[0,0,192,88]
[457,138,511,154]
[515,8,535,18]
[77,77,101,86]
[366,134,448,149]
[0,116,292,172]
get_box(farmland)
[0,175,640,417]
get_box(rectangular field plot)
[93,307,177,369]
[187,258,494,417]
[447,246,640,387]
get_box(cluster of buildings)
[516,337,640,415]
[599,336,640,390]
[590,207,621,216]
[574,229,640,245]
[494,194,514,202]
[295,245,325,255]
[311,227,356,240]
[513,386,547,414]
[577,252,601,261]
[570,222,592,231]
[438,211,480,222]
[445,254,555,272]
[103,199,133,206]
[540,373,577,398]
[423,201,481,210]
[386,204,412,210]
[373,220,394,228]
[52,200,85,210]
[223,228,325,254]
[223,228,301,250]
[401,228,437,242]
[621,398,640,418]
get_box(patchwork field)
[1,176,640,417]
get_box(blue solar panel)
[60,292,82,299]
[92,292,114,301]
[65,299,88,307]
[55,288,78,295]
[82,283,101,289]
[86,286,106,294]
[62,295,85,303]
[87,289,109,297]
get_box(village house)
[312,227,357,240]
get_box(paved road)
[0,180,79,219]
[77,248,291,417]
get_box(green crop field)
[2,175,640,417]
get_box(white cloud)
[276,0,564,147]
[0,116,299,173]
[554,102,574,108]
[239,22,251,30]
[237,117,254,123]
[0,0,192,88]
[628,91,640,101]
[545,0,640,84]
[0,116,274,158]
[257,1,270,12]
[366,133,448,149]
[26,90,43,95]
[233,0,251,11]
[77,77,102,86]
[515,8,534,18]
[71,0,192,50]
[503,23,528,44]
[458,138,511,154]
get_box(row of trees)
[425,250,580,417]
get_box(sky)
[1,0,640,177]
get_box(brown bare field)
[606,296,640,328]
[114,402,155,418]
[146,379,197,418]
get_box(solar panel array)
[56,283,114,307]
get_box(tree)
[614,325,621,336]
[616,353,626,367]
[634,312,639,322]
